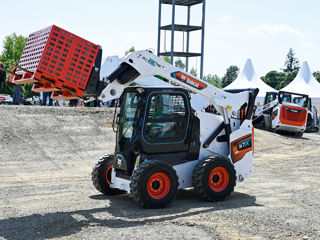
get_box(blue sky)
[0,0,319,77]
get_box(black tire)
[91,154,125,195]
[130,161,178,208]
[294,131,303,137]
[192,156,236,201]
[305,126,319,133]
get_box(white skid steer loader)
[253,91,308,137]
[293,96,319,133]
[92,50,258,208]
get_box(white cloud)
[92,30,157,59]
[248,24,302,38]
[300,42,318,49]
[211,41,232,49]
[219,16,231,22]
[47,20,61,26]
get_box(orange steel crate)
[11,25,101,99]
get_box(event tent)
[281,61,320,103]
[100,56,122,80]
[224,59,276,105]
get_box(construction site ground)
[0,105,319,240]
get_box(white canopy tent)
[224,59,277,105]
[281,61,320,103]
[100,56,122,80]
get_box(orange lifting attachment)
[9,25,103,100]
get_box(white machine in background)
[0,94,13,104]
[293,96,319,133]
[253,91,308,137]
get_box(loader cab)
[306,98,312,111]
[264,92,278,105]
[277,91,308,129]
[279,91,308,107]
[293,96,314,128]
[264,91,295,105]
[113,86,200,178]
[293,96,311,110]
[279,92,292,104]
[263,92,278,115]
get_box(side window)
[265,95,271,104]
[265,93,274,104]
[307,99,311,110]
[143,93,188,143]
[282,94,291,103]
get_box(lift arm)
[99,50,258,122]
[254,99,278,119]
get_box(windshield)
[118,91,140,141]
[281,94,292,103]
[293,97,309,109]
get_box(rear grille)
[280,105,307,126]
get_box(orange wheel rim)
[208,167,229,192]
[147,172,170,199]
[105,165,113,185]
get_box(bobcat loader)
[253,91,308,137]
[293,97,319,133]
[9,25,258,208]
[90,50,258,208]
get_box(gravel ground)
[0,105,319,240]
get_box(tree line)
[0,33,36,98]
[1,33,320,99]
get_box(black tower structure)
[157,0,206,78]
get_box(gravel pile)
[0,105,319,240]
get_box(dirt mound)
[0,105,319,239]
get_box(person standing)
[0,62,6,93]
[69,98,79,107]
[42,92,53,106]
[13,84,22,105]
[10,67,22,105]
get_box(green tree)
[313,71,320,83]
[190,67,197,77]
[278,70,298,89]
[162,56,171,64]
[261,71,286,90]
[203,74,222,88]
[221,65,239,88]
[0,33,26,66]
[174,58,185,70]
[283,48,300,73]
[124,46,135,56]
[0,33,28,96]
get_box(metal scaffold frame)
[157,0,206,78]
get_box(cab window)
[143,93,189,144]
